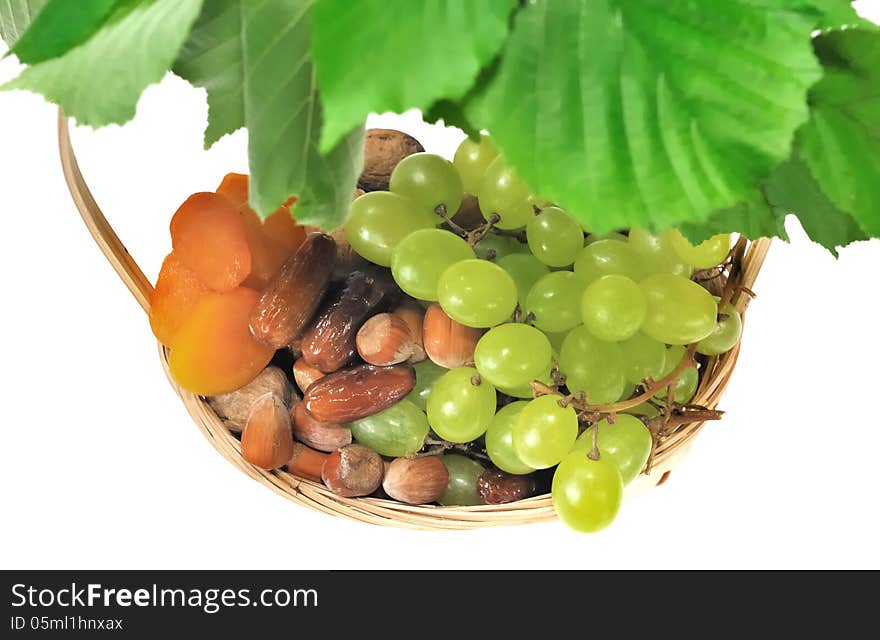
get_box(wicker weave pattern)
[58,111,771,530]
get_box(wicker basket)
[57,111,771,530]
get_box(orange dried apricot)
[240,206,290,291]
[149,252,210,347]
[263,204,306,253]
[216,172,250,207]
[170,192,252,292]
[169,287,275,395]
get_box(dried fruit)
[149,252,210,347]
[249,233,337,349]
[422,304,482,368]
[321,444,384,497]
[170,192,252,292]
[241,393,294,470]
[359,128,424,192]
[291,403,352,452]
[356,313,415,366]
[286,442,328,482]
[300,269,396,372]
[263,205,306,253]
[329,227,369,280]
[292,358,325,392]
[239,205,290,291]
[304,364,416,423]
[208,366,295,432]
[393,305,426,362]
[382,457,449,505]
[477,468,539,505]
[169,288,275,395]
[216,172,250,206]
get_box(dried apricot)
[263,205,306,253]
[216,172,250,207]
[170,192,252,292]
[169,287,275,395]
[240,206,289,291]
[149,252,210,347]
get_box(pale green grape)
[485,402,535,475]
[559,326,626,405]
[572,415,652,485]
[552,452,623,533]
[426,367,496,443]
[628,228,693,278]
[497,253,549,305]
[389,152,463,217]
[525,271,585,333]
[474,323,552,388]
[473,233,529,261]
[513,395,579,469]
[391,229,475,300]
[668,229,731,269]
[437,259,517,328]
[345,191,435,266]
[698,304,742,356]
[478,157,535,229]
[619,332,667,384]
[495,361,554,399]
[407,359,446,411]
[527,206,584,267]
[618,382,636,401]
[453,134,499,195]
[580,275,646,342]
[640,274,718,345]
[349,399,429,457]
[585,232,628,245]
[659,345,699,404]
[545,331,567,354]
[439,454,485,506]
[573,239,647,285]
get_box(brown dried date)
[477,468,539,505]
[303,363,415,423]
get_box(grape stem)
[434,204,468,237]
[588,425,600,461]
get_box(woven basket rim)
[57,110,772,530]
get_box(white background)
[2,4,879,570]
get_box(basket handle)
[58,110,153,313]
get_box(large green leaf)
[680,196,789,246]
[9,0,122,64]
[468,0,822,234]
[797,28,880,236]
[312,0,515,153]
[0,0,46,47]
[2,0,203,127]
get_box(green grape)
[585,232,628,245]
[573,239,647,285]
[618,382,636,401]
[485,401,535,475]
[426,367,496,443]
[552,452,623,533]
[473,233,528,261]
[495,361,553,399]
[628,228,693,278]
[668,229,731,269]
[659,345,699,404]
[345,191,435,266]
[439,454,485,506]
[389,152,463,217]
[406,359,446,411]
[391,229,475,300]
[349,399,429,457]
[580,275,646,342]
[625,402,661,419]
[497,253,549,305]
[559,326,626,405]
[437,259,517,328]
[478,157,535,229]
[453,134,499,195]
[525,271,585,333]
[640,274,718,345]
[513,395,579,469]
[619,332,667,385]
[474,323,552,388]
[572,415,652,485]
[545,331,567,354]
[526,206,584,267]
[698,304,743,356]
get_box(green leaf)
[467,0,822,234]
[680,196,789,246]
[173,0,244,147]
[2,0,203,127]
[9,0,122,64]
[0,0,46,47]
[312,0,516,153]
[797,28,880,235]
[243,0,364,227]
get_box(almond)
[293,358,325,393]
[382,457,449,505]
[423,304,482,368]
[356,313,415,366]
[241,393,294,470]
[249,233,336,349]
[291,403,352,452]
[304,363,416,423]
[393,304,426,362]
[477,468,539,505]
[321,444,384,497]
[208,366,296,432]
[286,442,329,483]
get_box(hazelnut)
[321,444,384,497]
[293,358,325,393]
[291,403,352,452]
[286,443,329,483]
[241,393,294,470]
[356,313,415,366]
[422,304,482,368]
[382,457,449,505]
[393,304,426,363]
